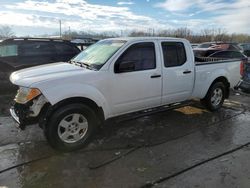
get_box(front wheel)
[44,103,98,152]
[201,82,226,111]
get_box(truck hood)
[10,62,86,87]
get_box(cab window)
[115,42,156,73]
[161,42,186,67]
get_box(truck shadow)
[88,101,242,150]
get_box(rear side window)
[161,42,186,67]
[0,45,18,57]
[115,42,156,72]
[231,51,244,58]
[20,42,54,56]
[54,43,79,54]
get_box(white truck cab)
[10,37,242,151]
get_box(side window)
[0,45,18,57]
[20,42,54,56]
[161,42,186,67]
[54,43,79,54]
[115,42,156,73]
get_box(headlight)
[15,87,41,104]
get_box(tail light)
[240,58,247,77]
[240,61,244,76]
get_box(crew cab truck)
[9,37,242,151]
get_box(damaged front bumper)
[10,95,48,130]
[10,107,20,124]
[10,102,33,129]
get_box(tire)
[44,103,98,152]
[200,82,226,111]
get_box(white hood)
[10,62,86,87]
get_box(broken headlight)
[15,87,41,104]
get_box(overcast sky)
[0,0,249,36]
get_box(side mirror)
[115,60,135,73]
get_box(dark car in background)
[71,38,99,50]
[0,38,80,70]
[191,43,199,48]
[0,38,81,94]
[194,42,243,57]
[239,43,250,57]
[195,42,222,48]
[208,50,247,59]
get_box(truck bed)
[195,56,242,66]
[192,57,242,99]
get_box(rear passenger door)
[160,41,194,104]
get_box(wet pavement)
[0,91,250,188]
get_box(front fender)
[33,83,111,119]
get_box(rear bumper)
[235,80,250,93]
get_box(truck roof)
[105,37,187,42]
[1,37,71,43]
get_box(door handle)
[183,70,192,74]
[151,74,161,78]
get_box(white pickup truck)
[9,37,243,151]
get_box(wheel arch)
[39,97,105,130]
[206,76,230,99]
[211,76,230,98]
[50,97,105,123]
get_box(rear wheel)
[201,82,226,111]
[44,103,98,152]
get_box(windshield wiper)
[80,62,90,68]
[69,60,97,70]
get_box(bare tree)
[0,26,15,39]
[174,28,193,39]
[230,33,250,43]
[129,30,151,37]
[213,28,229,41]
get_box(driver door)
[109,42,162,116]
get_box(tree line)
[1,25,250,43]
[128,28,250,43]
[49,27,250,43]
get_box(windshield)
[71,40,126,70]
[240,44,250,50]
